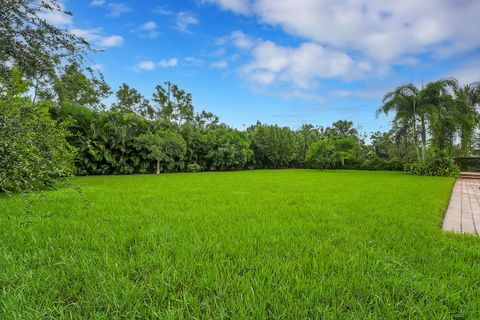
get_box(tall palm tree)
[453,83,480,156]
[297,123,317,164]
[378,83,422,162]
[422,79,458,153]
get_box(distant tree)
[306,139,338,170]
[423,79,459,153]
[453,83,480,156]
[334,136,358,167]
[251,123,296,168]
[152,81,194,126]
[112,83,153,118]
[193,110,220,131]
[331,120,358,138]
[53,63,111,110]
[378,84,423,162]
[370,131,395,159]
[205,127,253,171]
[134,130,186,174]
[296,123,319,166]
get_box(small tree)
[112,83,153,118]
[53,63,111,110]
[134,130,186,174]
[306,139,338,170]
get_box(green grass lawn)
[1,170,479,319]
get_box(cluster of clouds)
[70,28,123,47]
[154,7,199,34]
[135,58,179,71]
[203,0,480,91]
[38,1,124,48]
[90,0,131,18]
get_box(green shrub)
[405,152,459,177]
[363,157,404,171]
[0,68,75,192]
[454,157,480,172]
[187,163,203,172]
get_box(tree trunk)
[412,100,421,162]
[156,160,160,174]
[420,115,426,161]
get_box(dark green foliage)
[363,157,404,171]
[187,163,203,172]
[0,68,74,192]
[250,123,297,168]
[454,157,480,172]
[51,105,153,175]
[112,83,153,118]
[54,64,111,110]
[306,139,338,169]
[152,81,194,125]
[204,127,253,171]
[405,152,459,177]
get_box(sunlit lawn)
[1,170,479,318]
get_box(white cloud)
[154,6,174,16]
[89,1,131,17]
[154,8,199,34]
[240,40,371,89]
[175,12,199,33]
[218,30,255,49]
[141,21,157,31]
[91,0,105,6]
[138,20,159,38]
[231,30,254,49]
[211,59,228,69]
[97,35,124,47]
[184,57,206,66]
[69,28,123,47]
[450,60,480,84]
[205,0,480,64]
[106,2,131,18]
[133,58,178,72]
[202,0,251,14]
[159,58,178,68]
[138,60,156,71]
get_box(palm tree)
[331,120,358,137]
[297,123,317,164]
[453,83,480,156]
[378,83,422,162]
[422,79,458,153]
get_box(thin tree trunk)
[420,115,426,161]
[412,100,421,162]
[156,160,160,174]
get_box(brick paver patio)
[443,178,480,235]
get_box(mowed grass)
[1,170,479,319]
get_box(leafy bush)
[187,163,203,172]
[0,68,75,192]
[454,157,480,172]
[405,153,459,177]
[363,157,404,171]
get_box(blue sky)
[47,0,480,133]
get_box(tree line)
[1,0,480,192]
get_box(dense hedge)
[454,157,480,172]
